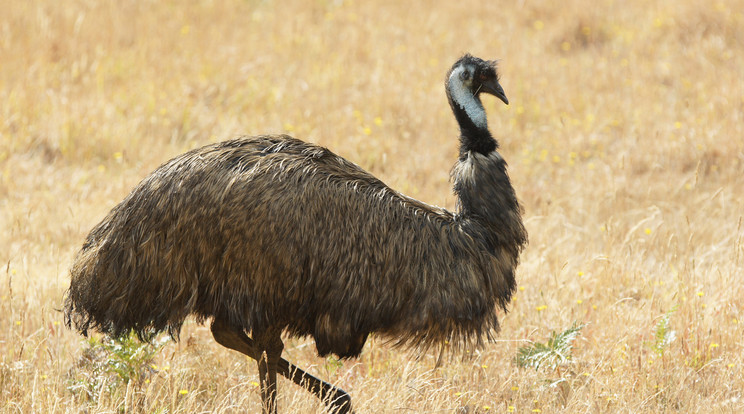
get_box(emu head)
[447,54,509,106]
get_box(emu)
[64,54,527,413]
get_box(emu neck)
[451,150,526,256]
[454,104,497,156]
[446,71,523,253]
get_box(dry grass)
[2,0,743,412]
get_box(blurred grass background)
[1,0,743,412]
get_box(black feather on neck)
[450,100,498,157]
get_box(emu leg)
[254,328,283,414]
[276,358,353,413]
[210,318,353,413]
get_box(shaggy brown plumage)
[65,54,527,414]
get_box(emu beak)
[480,79,509,105]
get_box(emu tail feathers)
[64,195,201,342]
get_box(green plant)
[324,355,344,377]
[648,305,678,357]
[68,330,168,402]
[515,322,586,371]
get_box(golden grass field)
[2,0,743,412]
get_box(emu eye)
[460,70,471,81]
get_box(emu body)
[65,54,527,413]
